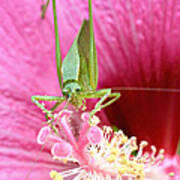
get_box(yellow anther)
[137,164,143,169]
[127,167,135,174]
[118,154,128,165]
[119,153,126,157]
[121,135,128,144]
[117,166,127,174]
[50,170,58,179]
[61,158,68,164]
[90,150,95,156]
[101,152,105,157]
[129,161,139,167]
[107,154,116,163]
[55,174,63,180]
[169,172,175,177]
[119,158,127,165]
[110,147,119,155]
[106,143,111,147]
[113,143,117,147]
[49,170,63,180]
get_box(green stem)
[52,0,63,89]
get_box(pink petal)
[145,167,170,180]
[77,113,91,148]
[81,112,91,122]
[87,126,103,144]
[93,0,180,154]
[51,142,72,158]
[144,155,180,179]
[0,0,78,179]
[1,0,179,179]
[162,155,180,179]
[37,126,51,144]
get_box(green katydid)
[32,0,120,121]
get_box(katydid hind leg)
[31,95,65,119]
[88,0,98,89]
[93,90,120,115]
[41,0,63,89]
[98,90,120,109]
[44,101,62,120]
[84,89,120,116]
[52,0,63,89]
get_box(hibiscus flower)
[0,0,179,180]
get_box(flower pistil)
[37,110,166,180]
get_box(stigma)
[37,110,165,180]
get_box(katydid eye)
[63,89,69,96]
[76,88,81,92]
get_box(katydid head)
[62,82,81,98]
[62,82,86,109]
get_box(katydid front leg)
[45,101,62,120]
[31,95,65,120]
[85,89,120,116]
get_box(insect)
[32,0,120,121]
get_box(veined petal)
[47,0,180,154]
[91,0,180,154]
[0,0,179,179]
[0,0,75,179]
